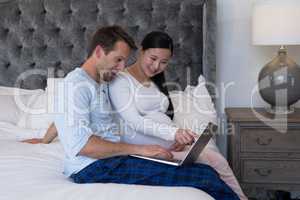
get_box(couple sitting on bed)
[23,26,246,200]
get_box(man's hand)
[175,129,198,145]
[138,145,173,160]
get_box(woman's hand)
[169,142,186,152]
[175,129,198,145]
[21,138,43,144]
[138,144,173,160]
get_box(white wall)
[215,0,300,154]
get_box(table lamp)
[252,0,300,114]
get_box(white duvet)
[0,123,214,200]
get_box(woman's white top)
[109,71,178,143]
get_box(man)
[54,26,239,200]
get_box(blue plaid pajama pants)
[71,156,240,200]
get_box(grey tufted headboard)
[0,0,216,93]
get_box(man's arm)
[79,135,174,160]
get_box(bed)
[0,121,214,200]
[0,0,217,199]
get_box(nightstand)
[225,107,300,199]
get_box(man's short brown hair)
[87,26,137,57]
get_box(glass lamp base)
[258,46,300,115]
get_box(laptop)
[131,122,217,166]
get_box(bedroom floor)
[248,190,300,200]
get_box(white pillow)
[16,78,64,130]
[17,92,53,130]
[0,86,43,124]
[170,75,217,135]
[170,75,219,152]
[0,86,43,96]
[0,121,46,141]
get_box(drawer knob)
[254,168,272,177]
[256,137,272,146]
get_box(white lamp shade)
[252,0,300,46]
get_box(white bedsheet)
[0,124,214,200]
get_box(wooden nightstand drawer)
[242,159,300,184]
[240,126,300,153]
[226,108,300,199]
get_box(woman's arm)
[22,122,58,144]
[42,122,58,144]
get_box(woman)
[23,31,247,200]
[109,31,195,150]
[108,31,247,200]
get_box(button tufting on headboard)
[41,45,47,50]
[5,63,10,69]
[28,27,35,33]
[81,27,87,32]
[0,0,216,95]
[4,28,9,33]
[16,9,21,16]
[120,7,126,13]
[54,27,61,33]
[94,7,100,14]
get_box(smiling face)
[140,48,172,78]
[95,40,131,82]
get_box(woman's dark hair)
[141,31,174,119]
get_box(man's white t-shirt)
[54,68,120,177]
